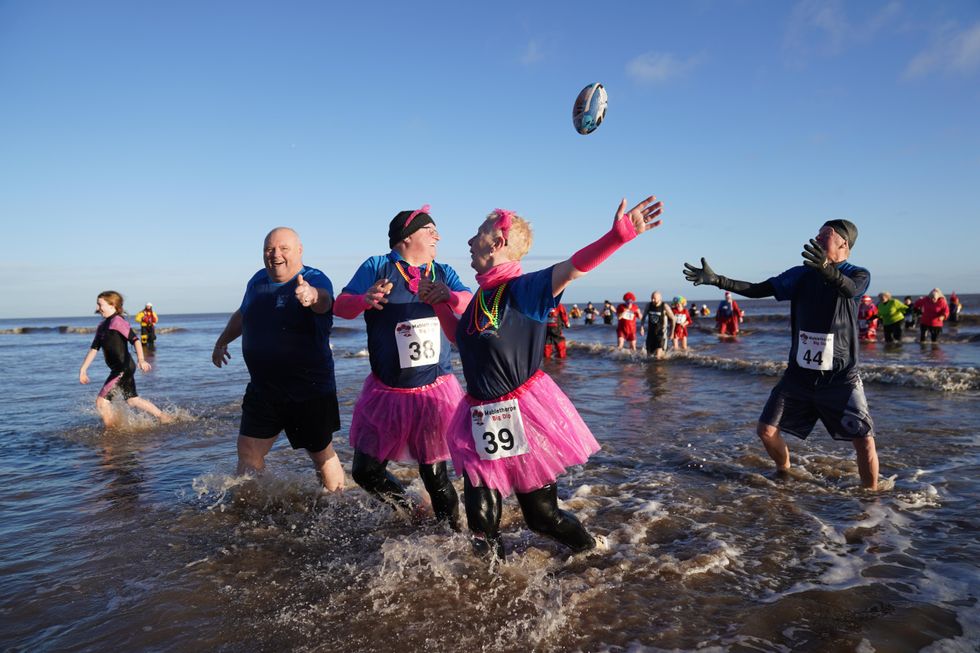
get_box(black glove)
[802,239,838,281]
[683,257,722,287]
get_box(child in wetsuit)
[78,290,171,428]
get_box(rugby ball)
[572,82,607,135]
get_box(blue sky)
[1,0,978,318]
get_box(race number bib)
[796,330,833,371]
[470,399,530,461]
[394,318,441,369]
[676,314,688,326]
[621,310,634,320]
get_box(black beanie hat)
[388,208,435,248]
[822,219,858,249]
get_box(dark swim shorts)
[239,384,340,452]
[759,375,874,441]
[99,368,138,400]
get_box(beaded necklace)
[393,260,435,285]
[469,283,507,334]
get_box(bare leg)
[757,421,791,472]
[680,337,688,350]
[617,337,625,349]
[237,435,276,476]
[96,396,117,429]
[309,443,345,492]
[852,437,879,490]
[125,396,173,423]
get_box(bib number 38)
[470,398,530,461]
[796,330,834,371]
[395,318,441,369]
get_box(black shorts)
[646,329,667,353]
[759,375,874,441]
[99,368,138,401]
[239,384,340,453]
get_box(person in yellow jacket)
[876,292,908,343]
[135,303,159,349]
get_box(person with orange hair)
[616,292,640,350]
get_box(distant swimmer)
[583,302,598,325]
[876,292,908,343]
[135,303,158,349]
[601,300,615,325]
[644,291,675,359]
[715,291,743,337]
[333,205,471,527]
[684,219,880,489]
[914,289,949,343]
[858,295,878,341]
[903,295,917,331]
[435,196,664,559]
[544,303,570,358]
[948,292,962,324]
[616,292,640,351]
[569,304,583,320]
[671,296,691,350]
[211,227,344,492]
[79,291,171,428]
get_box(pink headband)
[493,208,513,242]
[405,204,431,227]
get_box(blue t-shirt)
[342,252,470,388]
[240,266,336,401]
[455,267,560,401]
[768,262,870,385]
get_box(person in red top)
[544,303,570,358]
[914,288,950,342]
[858,295,878,341]
[671,296,691,350]
[616,292,640,350]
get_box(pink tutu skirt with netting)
[349,372,464,464]
[447,370,600,497]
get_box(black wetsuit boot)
[418,461,461,530]
[463,476,505,559]
[516,483,596,553]
[351,450,411,511]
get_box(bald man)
[212,227,344,491]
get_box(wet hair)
[484,211,532,260]
[97,290,126,316]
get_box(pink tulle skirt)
[447,370,600,497]
[349,373,464,464]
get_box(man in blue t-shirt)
[212,227,344,491]
[684,219,879,489]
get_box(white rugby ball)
[572,82,607,135]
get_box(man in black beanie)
[682,219,880,489]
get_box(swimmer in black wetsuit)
[684,219,879,489]
[79,290,171,428]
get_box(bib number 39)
[470,398,530,461]
[796,330,834,371]
[395,318,441,369]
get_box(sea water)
[0,298,977,652]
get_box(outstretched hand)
[617,196,664,235]
[683,257,721,287]
[802,239,831,271]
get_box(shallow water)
[0,303,977,652]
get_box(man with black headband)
[682,219,880,489]
[334,205,472,527]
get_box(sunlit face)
[96,297,116,318]
[467,219,501,273]
[264,228,303,283]
[652,292,662,304]
[402,224,440,263]
[815,226,850,264]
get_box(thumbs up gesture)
[295,274,319,308]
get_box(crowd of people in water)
[75,201,969,559]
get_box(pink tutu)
[447,370,600,497]
[349,372,464,464]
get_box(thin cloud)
[520,39,544,65]
[905,21,980,78]
[626,51,705,84]
[783,0,901,64]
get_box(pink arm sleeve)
[446,290,472,315]
[570,216,638,273]
[333,292,369,319]
[434,303,460,344]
